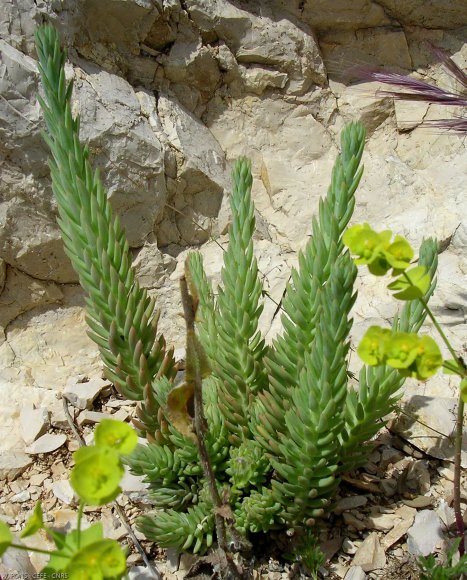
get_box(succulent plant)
[36,24,438,555]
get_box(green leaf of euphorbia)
[384,332,420,369]
[70,448,123,505]
[45,524,105,572]
[0,519,12,556]
[69,540,126,579]
[387,266,430,300]
[94,419,137,455]
[357,326,392,365]
[21,501,44,538]
[443,359,464,376]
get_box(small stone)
[335,496,368,514]
[0,452,33,481]
[29,473,48,486]
[51,461,68,478]
[112,408,130,422]
[402,495,434,508]
[127,555,144,566]
[101,513,127,540]
[436,500,455,528]
[406,460,431,494]
[77,410,111,426]
[352,532,386,572]
[166,548,180,572]
[52,480,75,504]
[120,466,149,493]
[342,537,358,555]
[25,433,67,454]
[50,404,71,429]
[343,512,367,531]
[105,399,135,408]
[366,513,396,532]
[345,566,367,580]
[379,478,397,496]
[10,479,29,494]
[381,517,414,550]
[437,466,455,482]
[52,508,88,532]
[11,490,31,503]
[178,552,196,573]
[380,447,404,469]
[67,439,80,452]
[0,542,36,577]
[20,405,50,444]
[63,377,110,410]
[407,510,443,556]
[128,565,154,579]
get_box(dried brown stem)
[180,268,241,578]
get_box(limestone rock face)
[0,0,466,453]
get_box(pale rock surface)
[407,509,444,556]
[351,532,386,572]
[120,465,149,494]
[156,93,228,246]
[0,452,32,481]
[77,410,111,426]
[75,68,167,247]
[52,480,76,505]
[0,542,36,578]
[0,268,63,343]
[345,566,367,580]
[19,405,50,445]
[389,396,467,467]
[63,377,110,410]
[25,433,67,455]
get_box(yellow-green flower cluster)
[358,326,443,380]
[343,223,414,276]
[71,419,137,505]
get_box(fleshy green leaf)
[357,326,392,365]
[388,266,430,300]
[21,501,44,538]
[94,419,137,455]
[0,519,12,556]
[70,447,123,505]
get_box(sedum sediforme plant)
[36,25,440,556]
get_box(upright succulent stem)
[35,25,175,402]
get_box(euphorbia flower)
[385,332,421,369]
[357,326,392,365]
